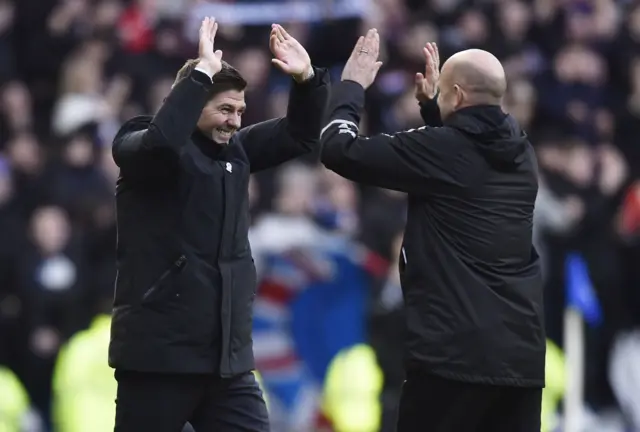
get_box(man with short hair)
[109,17,329,431]
[321,30,545,431]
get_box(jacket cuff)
[419,97,442,127]
[336,80,365,106]
[293,66,326,87]
[190,69,215,90]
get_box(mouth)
[216,128,235,140]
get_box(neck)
[465,94,502,107]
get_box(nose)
[227,113,241,129]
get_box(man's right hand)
[415,42,440,103]
[196,17,223,77]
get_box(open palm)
[269,24,312,79]
[415,42,440,102]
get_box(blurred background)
[1,0,640,431]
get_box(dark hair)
[174,59,247,98]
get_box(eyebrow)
[219,103,246,111]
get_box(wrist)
[195,61,217,79]
[418,89,439,104]
[293,65,314,83]
[341,78,365,89]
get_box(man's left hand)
[341,29,383,90]
[415,42,440,103]
[269,24,313,82]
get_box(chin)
[211,134,233,145]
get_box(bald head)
[440,49,507,108]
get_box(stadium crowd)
[1,0,640,431]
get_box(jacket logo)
[225,162,232,173]
[338,123,356,138]
[320,119,359,138]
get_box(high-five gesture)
[269,24,313,82]
[196,17,223,77]
[341,29,383,90]
[415,42,440,102]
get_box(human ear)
[453,84,463,108]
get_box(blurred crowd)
[1,0,640,431]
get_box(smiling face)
[173,58,248,145]
[196,89,246,144]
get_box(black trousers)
[397,371,542,432]
[114,370,269,432]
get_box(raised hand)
[341,29,383,90]
[269,24,313,82]
[415,42,440,103]
[196,17,223,76]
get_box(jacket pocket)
[141,255,187,303]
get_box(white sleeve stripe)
[380,126,428,138]
[320,119,359,138]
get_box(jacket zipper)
[217,166,227,262]
[218,161,233,371]
[141,255,187,302]
[399,247,408,275]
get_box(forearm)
[113,69,215,169]
[320,80,365,138]
[419,96,443,127]
[284,66,330,149]
[320,81,419,191]
[145,69,214,152]
[241,67,330,172]
[321,81,457,193]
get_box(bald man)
[322,34,544,432]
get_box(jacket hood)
[444,105,528,171]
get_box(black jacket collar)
[192,129,225,160]
[443,105,529,171]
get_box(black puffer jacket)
[109,67,330,377]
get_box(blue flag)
[565,252,602,326]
